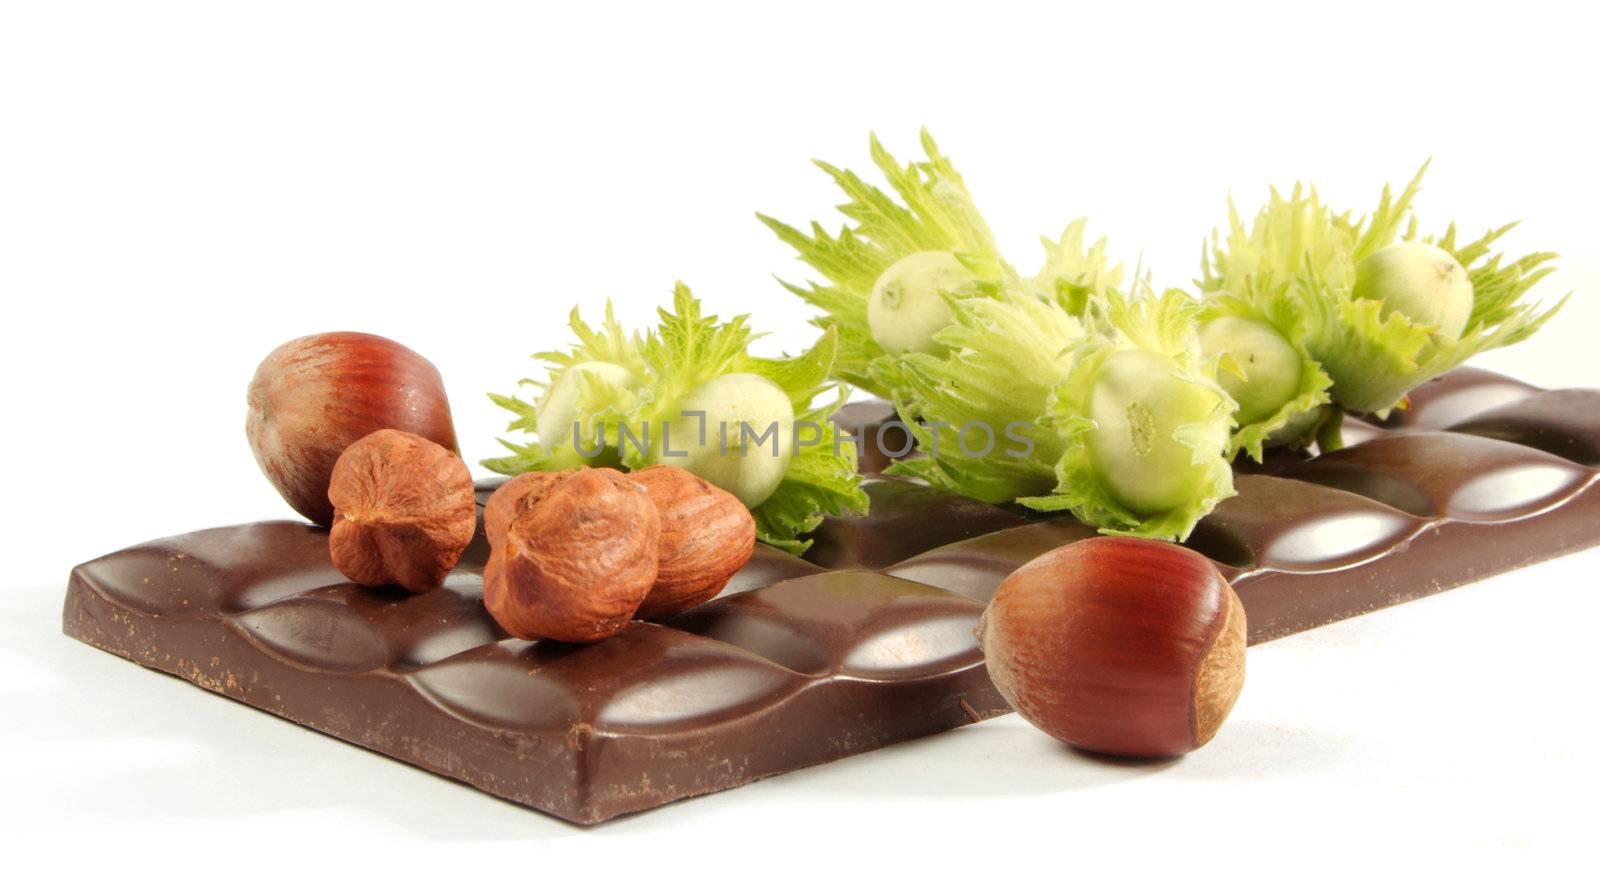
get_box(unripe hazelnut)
[976,537,1246,757]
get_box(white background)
[3,0,1597,863]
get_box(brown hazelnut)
[247,331,458,526]
[976,536,1246,758]
[629,465,755,619]
[482,470,576,550]
[326,428,477,593]
[483,468,660,643]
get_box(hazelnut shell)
[976,536,1246,757]
[247,331,458,526]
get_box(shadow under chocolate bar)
[62,368,1600,824]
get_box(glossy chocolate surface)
[63,368,1600,823]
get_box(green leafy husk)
[1019,288,1236,541]
[486,284,866,553]
[759,129,1015,397]
[1033,217,1125,315]
[877,290,1087,503]
[1200,165,1566,416]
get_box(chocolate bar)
[62,503,1006,825]
[62,367,1600,823]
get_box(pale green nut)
[1086,349,1226,516]
[1353,241,1474,339]
[658,372,795,507]
[1199,316,1303,426]
[867,250,975,355]
[537,360,639,456]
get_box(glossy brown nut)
[246,331,458,526]
[976,536,1246,758]
[483,468,660,643]
[630,465,755,619]
[326,428,477,593]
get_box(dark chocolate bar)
[62,367,1600,823]
[62,501,1006,826]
